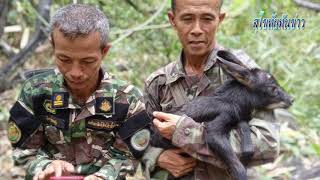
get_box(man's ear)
[219,12,226,23]
[49,34,55,48]
[101,43,111,58]
[168,10,176,29]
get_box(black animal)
[153,50,293,180]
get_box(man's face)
[52,29,110,91]
[169,0,225,58]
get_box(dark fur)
[152,50,293,180]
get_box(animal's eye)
[267,74,272,79]
[267,86,277,93]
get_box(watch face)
[50,176,84,180]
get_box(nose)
[289,96,294,104]
[191,20,203,36]
[69,64,83,80]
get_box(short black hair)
[171,0,223,12]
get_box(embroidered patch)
[46,116,58,126]
[130,129,150,151]
[43,100,56,114]
[95,97,114,114]
[87,119,119,130]
[54,94,63,106]
[100,99,111,112]
[52,92,69,109]
[8,121,21,144]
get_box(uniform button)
[184,128,191,136]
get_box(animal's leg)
[238,121,254,166]
[205,117,247,180]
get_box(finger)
[153,118,164,128]
[181,157,197,165]
[170,148,185,154]
[64,162,75,174]
[174,154,196,165]
[175,166,195,177]
[172,164,196,178]
[182,159,197,168]
[153,111,176,121]
[37,171,47,180]
[33,173,39,180]
[84,176,91,180]
[54,163,63,177]
[39,165,54,180]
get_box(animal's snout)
[289,96,294,104]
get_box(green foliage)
[312,143,320,158]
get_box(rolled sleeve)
[230,118,280,166]
[21,148,53,180]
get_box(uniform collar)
[165,48,219,85]
[51,68,113,112]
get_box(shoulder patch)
[130,129,150,151]
[43,100,56,114]
[8,121,21,144]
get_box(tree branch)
[0,0,51,93]
[293,0,320,11]
[111,23,171,35]
[111,1,167,45]
[0,0,9,39]
[0,39,16,57]
[124,0,144,14]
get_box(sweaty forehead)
[175,0,220,13]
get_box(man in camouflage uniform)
[7,4,151,180]
[142,0,280,179]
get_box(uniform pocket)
[44,125,66,144]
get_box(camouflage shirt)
[143,48,280,180]
[7,68,151,180]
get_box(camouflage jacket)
[143,48,280,180]
[7,68,151,180]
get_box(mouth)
[68,79,85,85]
[266,101,291,109]
[189,41,205,45]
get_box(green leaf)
[312,144,320,158]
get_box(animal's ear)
[217,50,248,68]
[217,50,253,88]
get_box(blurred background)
[0,0,319,179]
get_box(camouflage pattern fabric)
[7,68,151,180]
[143,47,280,180]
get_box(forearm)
[171,116,225,168]
[93,158,135,180]
[13,148,53,180]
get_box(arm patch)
[118,111,151,158]
[9,101,41,147]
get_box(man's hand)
[153,111,182,140]
[84,175,104,180]
[157,149,196,177]
[33,160,75,180]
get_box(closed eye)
[81,58,96,64]
[58,57,71,64]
